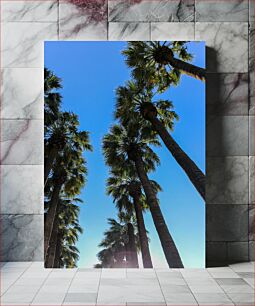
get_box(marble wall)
[0,0,253,266]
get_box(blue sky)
[45,41,205,268]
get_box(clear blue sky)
[45,41,205,268]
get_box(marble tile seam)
[0,261,33,296]
[29,267,55,305]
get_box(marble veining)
[1,68,43,119]
[109,22,150,40]
[1,0,58,22]
[249,156,254,205]
[227,242,249,262]
[207,73,249,116]
[249,204,254,241]
[206,204,249,242]
[108,0,195,22]
[1,119,43,165]
[0,215,43,261]
[249,25,254,114]
[206,156,249,205]
[196,0,248,22]
[195,22,248,73]
[59,1,107,40]
[151,22,195,41]
[207,115,248,156]
[1,165,43,214]
[2,22,58,68]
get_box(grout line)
[29,266,54,305]
[154,269,168,306]
[1,262,33,296]
[95,268,102,305]
[61,267,78,305]
[179,270,200,305]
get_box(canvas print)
[44,41,205,269]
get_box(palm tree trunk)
[127,223,139,268]
[148,115,205,200]
[44,146,58,185]
[45,216,59,268]
[53,236,61,268]
[132,194,153,268]
[169,57,205,82]
[44,182,62,259]
[134,153,184,268]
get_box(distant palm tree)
[115,81,205,200]
[123,42,205,86]
[103,124,183,268]
[97,215,139,268]
[107,168,162,268]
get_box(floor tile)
[215,278,247,285]
[221,284,253,293]
[189,284,224,293]
[160,284,192,294]
[64,292,97,303]
[163,292,198,305]
[230,262,254,272]
[193,292,234,305]
[227,292,254,305]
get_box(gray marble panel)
[206,157,248,205]
[108,0,195,22]
[249,241,254,261]
[1,165,43,214]
[207,116,248,156]
[196,0,248,22]
[1,0,58,22]
[1,68,43,119]
[108,22,150,40]
[59,1,107,40]
[206,242,227,267]
[0,214,43,261]
[195,22,248,73]
[227,242,249,263]
[1,119,43,165]
[249,116,254,155]
[249,156,254,205]
[249,24,254,114]
[206,73,248,116]
[250,0,254,22]
[249,204,254,241]
[1,22,58,68]
[206,205,249,242]
[151,22,195,41]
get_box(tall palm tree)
[123,41,205,84]
[103,124,183,268]
[115,81,205,200]
[45,198,83,268]
[44,143,88,260]
[44,112,92,186]
[107,168,160,268]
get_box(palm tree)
[97,214,140,268]
[118,211,139,268]
[107,168,159,268]
[44,140,89,260]
[45,198,83,268]
[122,41,205,85]
[44,112,92,186]
[115,81,205,200]
[103,124,183,268]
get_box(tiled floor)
[0,262,254,305]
